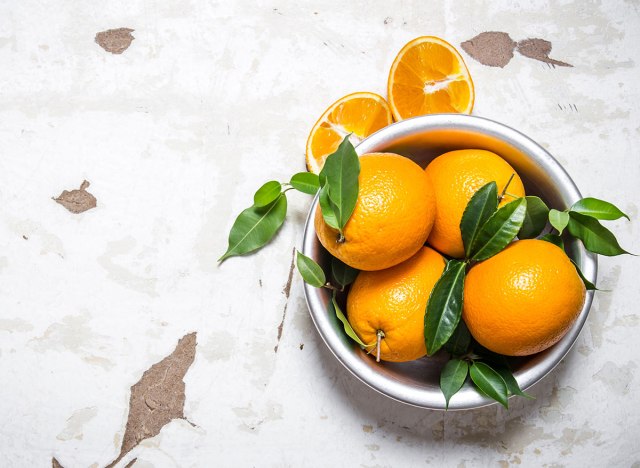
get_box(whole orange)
[314,153,436,271]
[424,149,525,258]
[462,239,586,356]
[347,246,446,362]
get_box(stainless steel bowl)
[301,114,597,410]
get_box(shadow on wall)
[312,331,576,456]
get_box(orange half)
[387,36,474,120]
[305,92,393,174]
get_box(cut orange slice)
[387,36,474,120]
[305,92,393,174]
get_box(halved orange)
[387,36,474,120]
[305,92,393,174]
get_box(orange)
[463,239,586,356]
[424,149,525,258]
[347,247,446,362]
[387,36,474,120]
[315,153,436,271]
[305,92,393,174]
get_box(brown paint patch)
[53,180,97,214]
[282,247,296,298]
[274,303,288,353]
[517,38,573,67]
[106,333,197,468]
[461,32,516,68]
[124,459,137,468]
[52,458,64,468]
[274,248,297,353]
[95,28,135,54]
[462,32,572,68]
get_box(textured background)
[0,1,639,467]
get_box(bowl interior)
[302,114,596,410]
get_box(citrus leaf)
[471,197,527,261]
[319,136,360,232]
[549,209,570,234]
[331,257,359,288]
[219,194,287,262]
[469,361,509,408]
[296,250,326,288]
[440,359,469,410]
[290,172,320,195]
[318,184,339,230]
[571,197,629,221]
[460,181,498,258]
[444,320,472,356]
[567,211,631,256]
[540,233,564,250]
[570,258,598,290]
[519,196,549,239]
[329,292,367,347]
[495,366,534,399]
[253,181,282,207]
[424,260,466,355]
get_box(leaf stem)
[322,282,341,291]
[375,330,385,362]
[498,173,516,202]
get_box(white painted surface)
[0,1,638,467]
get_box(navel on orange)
[387,36,474,120]
[424,149,525,258]
[314,152,436,271]
[347,247,446,362]
[463,239,586,356]
[305,92,393,174]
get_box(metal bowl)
[301,114,597,410]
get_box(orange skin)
[347,247,446,362]
[315,153,436,271]
[424,149,525,258]
[463,239,586,356]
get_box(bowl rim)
[301,113,597,410]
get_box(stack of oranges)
[309,37,586,363]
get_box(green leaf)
[571,197,629,221]
[329,292,368,347]
[471,198,527,261]
[296,250,326,288]
[424,260,466,355]
[331,257,359,288]
[460,182,498,258]
[290,172,320,195]
[549,209,570,234]
[253,181,282,207]
[318,184,339,230]
[469,361,509,408]
[219,194,287,262]
[495,366,534,399]
[570,258,598,290]
[540,233,565,250]
[444,320,472,356]
[440,359,469,409]
[519,196,549,239]
[567,211,631,256]
[318,136,360,232]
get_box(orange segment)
[387,36,474,120]
[305,92,393,174]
